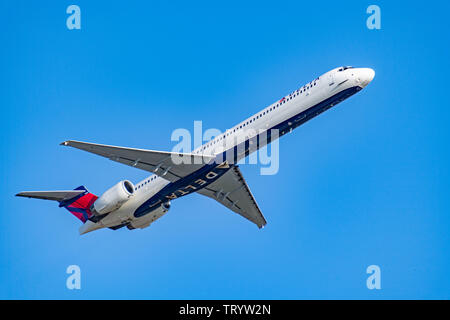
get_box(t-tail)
[15,186,103,234]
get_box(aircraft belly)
[129,204,169,229]
[133,162,231,218]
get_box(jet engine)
[92,180,135,215]
[128,201,171,229]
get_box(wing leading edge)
[61,140,215,183]
[196,166,267,228]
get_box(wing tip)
[15,192,35,199]
[60,140,71,146]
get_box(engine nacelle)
[128,201,171,229]
[93,180,135,215]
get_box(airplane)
[16,66,375,235]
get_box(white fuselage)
[87,66,374,232]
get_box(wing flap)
[61,140,215,182]
[196,166,267,228]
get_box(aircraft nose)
[359,68,375,87]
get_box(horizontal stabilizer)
[16,186,98,223]
[15,190,86,202]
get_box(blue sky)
[1,0,449,299]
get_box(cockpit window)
[338,66,353,72]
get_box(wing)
[61,140,215,183]
[196,166,267,228]
[15,190,85,201]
